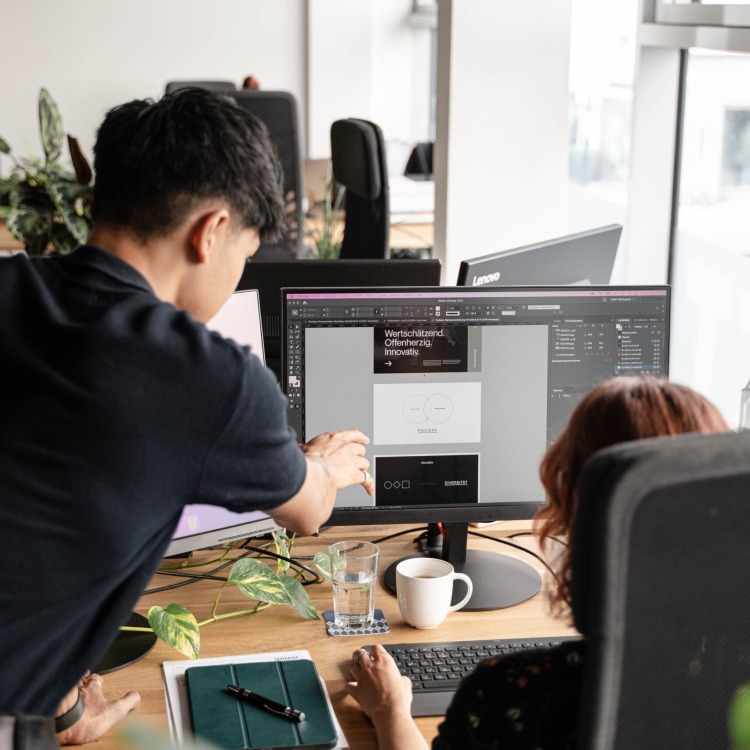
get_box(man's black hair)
[92,88,286,241]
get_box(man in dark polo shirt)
[0,89,374,746]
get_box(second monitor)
[456,224,622,287]
[237,258,442,379]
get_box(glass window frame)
[654,2,750,28]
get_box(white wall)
[2,0,432,173]
[306,0,433,159]
[435,0,573,284]
[306,0,374,159]
[0,0,307,166]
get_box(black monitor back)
[237,258,442,380]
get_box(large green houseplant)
[0,88,93,256]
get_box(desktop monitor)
[282,284,670,610]
[165,289,280,557]
[456,224,622,287]
[236,258,442,380]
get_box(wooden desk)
[97,523,576,749]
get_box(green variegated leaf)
[39,88,64,163]
[147,604,200,659]
[50,221,82,256]
[312,551,332,581]
[272,530,290,572]
[44,178,91,252]
[6,203,51,245]
[0,136,10,155]
[228,558,293,606]
[279,575,319,620]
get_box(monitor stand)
[383,522,541,611]
[92,612,157,674]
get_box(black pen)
[226,684,305,722]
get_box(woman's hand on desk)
[346,645,429,750]
[56,672,140,745]
[301,428,375,495]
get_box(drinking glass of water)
[328,540,380,629]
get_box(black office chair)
[227,90,303,259]
[164,80,237,95]
[330,118,390,260]
[404,141,433,180]
[571,429,750,750]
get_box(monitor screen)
[282,284,670,608]
[236,258,442,380]
[456,224,622,287]
[165,290,280,556]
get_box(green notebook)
[185,659,338,750]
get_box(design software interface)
[284,287,670,513]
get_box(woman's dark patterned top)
[432,640,586,750]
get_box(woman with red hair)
[347,376,728,750]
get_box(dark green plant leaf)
[312,551,332,581]
[47,179,92,248]
[228,558,294,606]
[39,89,64,163]
[0,179,15,204]
[25,234,51,257]
[148,604,200,659]
[47,176,88,206]
[0,136,10,155]
[279,575,319,620]
[67,135,92,186]
[50,221,82,256]
[6,203,52,249]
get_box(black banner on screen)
[374,454,479,506]
[374,326,469,374]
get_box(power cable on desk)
[372,526,429,545]
[145,549,255,595]
[506,530,569,548]
[240,542,324,586]
[145,541,323,595]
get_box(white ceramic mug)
[396,558,474,629]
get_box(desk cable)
[146,541,323,596]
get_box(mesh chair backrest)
[227,91,303,259]
[572,430,750,750]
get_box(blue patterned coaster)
[323,609,390,637]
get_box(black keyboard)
[363,636,582,716]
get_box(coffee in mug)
[396,558,473,629]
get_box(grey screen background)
[304,325,548,509]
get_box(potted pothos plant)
[0,88,93,256]
[128,531,323,659]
